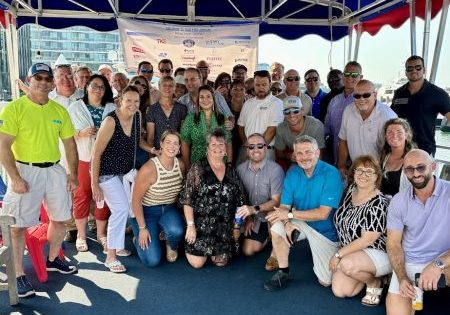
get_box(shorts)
[245,221,269,243]
[271,219,339,285]
[362,248,392,277]
[1,163,72,228]
[388,262,428,294]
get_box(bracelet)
[187,220,195,227]
[283,220,291,226]
[138,225,147,231]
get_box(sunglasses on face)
[160,69,172,74]
[343,71,360,78]
[353,92,373,99]
[286,76,300,82]
[140,69,153,74]
[34,74,53,83]
[404,164,429,176]
[283,108,301,115]
[305,77,319,83]
[354,168,376,177]
[246,143,266,150]
[271,88,282,93]
[132,81,147,90]
[406,65,423,72]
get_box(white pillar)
[430,0,449,83]
[353,23,362,61]
[347,26,353,62]
[409,0,417,55]
[5,12,19,100]
[422,0,432,70]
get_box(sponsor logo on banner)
[235,58,248,63]
[158,52,168,58]
[157,38,167,44]
[181,55,196,62]
[206,40,224,47]
[184,49,195,54]
[235,40,250,45]
[132,46,145,53]
[183,39,195,47]
[207,56,222,62]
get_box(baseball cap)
[283,96,302,110]
[28,63,53,78]
[98,64,113,72]
[175,75,185,85]
[233,64,248,72]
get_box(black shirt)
[391,80,450,155]
[319,86,344,123]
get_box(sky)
[258,11,450,88]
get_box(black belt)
[17,160,60,168]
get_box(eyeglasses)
[283,108,301,115]
[404,164,430,176]
[34,74,53,83]
[140,69,153,74]
[353,92,374,99]
[354,168,376,177]
[305,77,319,83]
[132,81,147,90]
[89,84,106,91]
[343,72,360,78]
[219,80,231,85]
[160,69,172,74]
[246,143,266,150]
[286,76,300,82]
[406,65,423,72]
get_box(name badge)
[394,98,408,105]
[260,106,268,110]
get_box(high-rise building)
[0,28,11,101]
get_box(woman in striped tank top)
[131,130,186,267]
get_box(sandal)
[265,256,279,271]
[166,243,178,263]
[75,238,89,252]
[116,249,132,257]
[98,236,108,254]
[361,287,383,306]
[104,260,127,273]
[212,253,229,267]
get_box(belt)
[17,160,60,168]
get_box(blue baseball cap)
[28,63,54,78]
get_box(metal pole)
[4,12,19,100]
[347,26,353,62]
[422,0,431,70]
[430,0,449,83]
[409,0,417,55]
[353,23,362,61]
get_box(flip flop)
[116,249,132,257]
[166,243,178,263]
[104,260,127,273]
[76,238,89,252]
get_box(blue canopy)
[3,0,419,41]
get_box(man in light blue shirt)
[264,135,343,291]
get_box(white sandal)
[361,287,383,306]
[75,238,88,252]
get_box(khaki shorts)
[271,219,339,285]
[1,163,72,228]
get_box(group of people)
[0,55,449,315]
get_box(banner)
[117,18,258,79]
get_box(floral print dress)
[179,158,245,257]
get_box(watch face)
[435,259,445,269]
[288,212,293,219]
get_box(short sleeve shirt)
[280,160,344,241]
[275,116,326,151]
[0,95,75,162]
[86,104,105,128]
[306,88,327,120]
[387,179,450,264]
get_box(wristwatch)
[254,205,261,213]
[434,259,445,271]
[287,211,294,219]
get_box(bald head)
[404,149,434,165]
[356,79,375,91]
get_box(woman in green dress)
[181,85,232,169]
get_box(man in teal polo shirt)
[265,135,343,291]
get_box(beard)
[256,90,270,99]
[409,173,432,189]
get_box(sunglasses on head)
[353,92,373,99]
[305,77,319,83]
[132,81,147,90]
[34,74,53,83]
[246,143,266,150]
[343,71,360,78]
[140,69,153,74]
[283,108,301,115]
[406,65,423,72]
[160,69,172,74]
[286,76,300,82]
[404,164,429,176]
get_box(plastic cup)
[412,286,423,311]
[96,199,105,209]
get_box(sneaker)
[64,230,77,243]
[264,270,291,291]
[46,257,78,274]
[16,275,35,298]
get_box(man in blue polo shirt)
[304,69,327,120]
[264,135,343,291]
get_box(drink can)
[96,199,105,209]
[234,211,244,226]
[412,286,423,311]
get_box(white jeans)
[99,176,130,250]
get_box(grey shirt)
[275,115,326,151]
[237,158,285,224]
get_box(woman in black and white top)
[330,155,391,307]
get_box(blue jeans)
[131,204,184,267]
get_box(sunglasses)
[271,88,282,93]
[140,69,153,74]
[132,81,148,90]
[406,65,423,72]
[286,76,300,82]
[246,143,266,150]
[404,164,429,176]
[160,69,172,74]
[305,77,319,83]
[354,168,376,177]
[343,71,360,78]
[34,74,53,83]
[283,108,301,115]
[353,92,373,99]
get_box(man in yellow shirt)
[0,63,79,298]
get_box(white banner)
[117,19,258,79]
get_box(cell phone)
[290,229,300,244]
[415,273,447,288]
